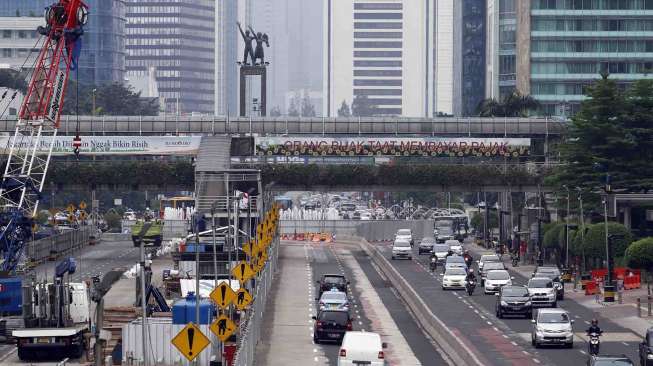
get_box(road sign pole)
[194,222,200,366]
[140,236,148,366]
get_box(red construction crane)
[0,0,88,275]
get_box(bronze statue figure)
[248,25,270,65]
[237,21,255,65]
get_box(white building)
[324,0,456,117]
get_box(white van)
[338,331,386,366]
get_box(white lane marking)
[622,342,629,346]
[574,315,580,319]
[486,321,492,325]
[314,356,319,362]
[502,335,509,339]
[584,321,590,325]
[533,359,540,364]
[511,341,517,346]
[522,351,529,355]
[492,327,499,332]
[579,350,587,355]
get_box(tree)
[351,95,377,117]
[547,75,653,210]
[62,82,159,116]
[269,106,281,117]
[543,223,565,250]
[580,222,633,266]
[625,237,653,292]
[0,69,28,94]
[104,211,121,231]
[476,92,540,117]
[338,100,351,117]
[300,90,316,117]
[470,211,498,232]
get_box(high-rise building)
[324,0,485,118]
[126,0,214,115]
[487,0,653,116]
[0,0,126,86]
[0,17,41,70]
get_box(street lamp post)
[563,185,570,268]
[576,187,585,271]
[91,88,97,116]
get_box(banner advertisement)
[255,137,531,158]
[0,135,201,155]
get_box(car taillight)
[347,321,352,331]
[319,302,325,308]
[316,321,323,329]
[378,351,385,359]
[339,349,347,357]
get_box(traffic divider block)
[585,281,599,296]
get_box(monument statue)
[237,21,255,65]
[248,25,270,65]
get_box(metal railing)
[120,219,190,239]
[24,226,94,266]
[232,233,280,366]
[195,196,259,214]
[0,116,566,136]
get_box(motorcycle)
[429,257,437,272]
[511,255,519,267]
[587,332,602,355]
[466,279,476,296]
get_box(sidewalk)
[465,239,653,336]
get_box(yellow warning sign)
[231,261,255,283]
[210,282,236,309]
[210,315,237,342]
[79,201,87,210]
[234,288,253,311]
[256,248,268,264]
[79,211,87,221]
[171,323,210,362]
[66,204,75,213]
[242,241,258,257]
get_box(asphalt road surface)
[377,240,641,366]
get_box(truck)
[131,219,164,247]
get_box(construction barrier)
[624,275,642,290]
[591,269,608,282]
[585,280,600,296]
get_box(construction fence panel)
[279,219,434,242]
[25,226,94,265]
[121,220,190,239]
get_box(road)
[376,239,642,366]
[256,241,446,365]
[0,236,140,365]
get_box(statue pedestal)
[239,65,267,117]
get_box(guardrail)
[24,226,94,267]
[232,231,280,366]
[347,236,483,366]
[278,219,436,242]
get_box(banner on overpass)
[0,135,201,155]
[255,137,531,158]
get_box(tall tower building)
[125,0,215,115]
[0,0,126,86]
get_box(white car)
[531,308,574,348]
[395,229,413,246]
[318,290,350,312]
[478,254,501,271]
[338,331,386,366]
[445,239,463,255]
[527,277,557,307]
[484,270,513,294]
[418,237,437,255]
[359,211,372,220]
[442,267,467,290]
[391,240,412,260]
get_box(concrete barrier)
[279,219,435,242]
[341,236,484,366]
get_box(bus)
[274,196,293,210]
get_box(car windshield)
[529,278,553,288]
[394,241,410,247]
[321,292,346,301]
[535,272,559,281]
[484,263,504,270]
[538,267,561,275]
[487,271,509,280]
[502,287,529,297]
[447,256,465,263]
[433,245,449,252]
[445,268,466,276]
[324,276,345,284]
[397,230,411,235]
[421,237,436,244]
[482,255,500,262]
[538,312,570,323]
[591,360,634,366]
[318,311,349,323]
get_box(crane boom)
[0,0,88,274]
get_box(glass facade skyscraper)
[459,0,487,116]
[0,0,126,86]
[498,0,516,98]
[126,0,214,114]
[530,0,653,115]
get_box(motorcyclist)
[445,249,455,258]
[586,319,602,336]
[466,268,477,284]
[429,252,438,270]
[463,250,473,267]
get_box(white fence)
[25,226,94,265]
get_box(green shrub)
[625,237,653,270]
[581,222,633,260]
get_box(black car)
[317,274,349,296]
[496,285,532,319]
[639,328,653,365]
[534,267,565,300]
[587,354,634,366]
[312,310,352,344]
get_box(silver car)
[391,239,412,260]
[418,237,437,255]
[318,290,349,312]
[527,277,557,307]
[531,308,574,348]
